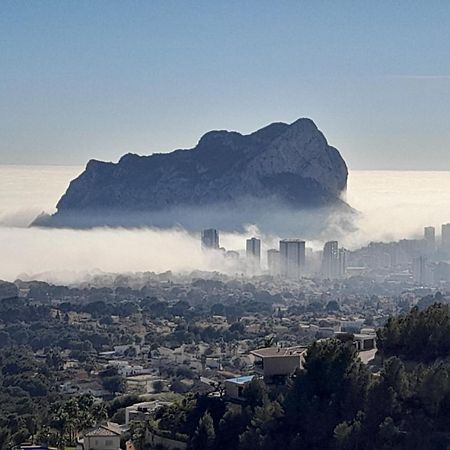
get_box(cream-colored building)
[77,423,121,450]
[353,333,377,351]
[251,346,307,383]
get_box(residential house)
[224,375,256,401]
[353,333,377,351]
[76,423,122,450]
[251,346,307,383]
[125,401,173,426]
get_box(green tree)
[239,401,284,450]
[242,379,269,409]
[285,340,369,450]
[190,411,216,450]
[102,375,125,394]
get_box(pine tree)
[190,411,216,450]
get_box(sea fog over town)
[1,167,450,448]
[3,166,450,283]
[4,2,450,448]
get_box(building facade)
[424,226,436,253]
[322,241,339,279]
[77,424,121,450]
[267,249,280,276]
[201,228,219,250]
[251,346,307,383]
[246,237,261,272]
[280,240,306,278]
[442,224,450,253]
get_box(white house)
[76,423,122,450]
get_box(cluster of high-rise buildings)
[201,223,450,285]
[411,224,450,285]
[201,229,347,279]
[423,224,450,253]
[338,223,450,286]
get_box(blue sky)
[1,1,450,168]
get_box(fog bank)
[346,171,450,247]
[2,167,450,282]
[0,225,281,283]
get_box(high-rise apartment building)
[412,256,433,285]
[322,241,339,279]
[267,249,280,276]
[442,224,450,252]
[279,240,306,278]
[338,248,347,277]
[246,237,261,261]
[246,237,261,273]
[424,226,436,253]
[201,228,219,250]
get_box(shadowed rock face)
[44,118,349,231]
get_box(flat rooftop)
[127,400,173,411]
[354,333,377,339]
[251,346,307,358]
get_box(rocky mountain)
[43,118,349,230]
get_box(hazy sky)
[2,1,450,168]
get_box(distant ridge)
[38,118,349,231]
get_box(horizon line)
[2,163,450,173]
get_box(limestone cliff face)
[49,118,348,228]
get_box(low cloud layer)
[2,167,450,282]
[0,224,292,283]
[346,170,450,247]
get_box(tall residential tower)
[424,226,436,253]
[246,237,261,273]
[280,240,306,278]
[201,229,219,250]
[442,224,450,252]
[322,241,339,279]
